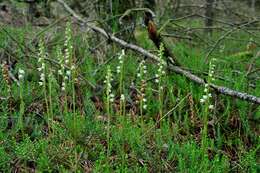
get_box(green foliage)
[15,136,36,161]
[0,146,11,171]
[0,19,259,172]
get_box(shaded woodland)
[0,0,259,172]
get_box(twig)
[204,20,257,62]
[119,8,155,24]
[161,33,192,40]
[8,71,20,86]
[58,0,260,105]
[141,93,190,138]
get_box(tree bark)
[44,0,51,18]
[204,0,214,35]
[27,2,37,23]
[251,0,256,16]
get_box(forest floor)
[0,1,259,172]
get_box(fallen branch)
[58,0,260,105]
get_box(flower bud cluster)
[64,22,72,65]
[104,66,114,103]
[137,60,147,110]
[38,40,46,86]
[116,49,125,74]
[200,58,217,110]
[155,44,166,84]
[18,69,25,80]
[59,22,75,92]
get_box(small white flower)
[66,70,71,76]
[137,73,141,77]
[208,93,212,98]
[39,81,43,86]
[58,70,63,75]
[18,69,25,80]
[155,74,159,78]
[205,84,209,87]
[155,79,159,83]
[120,94,125,101]
[109,98,114,102]
[209,105,214,110]
[203,95,208,100]
[18,69,25,74]
[71,65,76,70]
[40,73,45,80]
[204,88,208,93]
[65,59,69,64]
[18,74,24,80]
[143,98,147,102]
[143,104,147,110]
[61,87,65,91]
[161,71,166,75]
[143,70,147,74]
[37,67,42,72]
[200,99,205,103]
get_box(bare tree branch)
[57,0,260,105]
[205,20,258,62]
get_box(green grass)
[0,22,259,172]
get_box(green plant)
[104,65,114,158]
[156,43,167,126]
[18,68,25,136]
[200,58,216,157]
